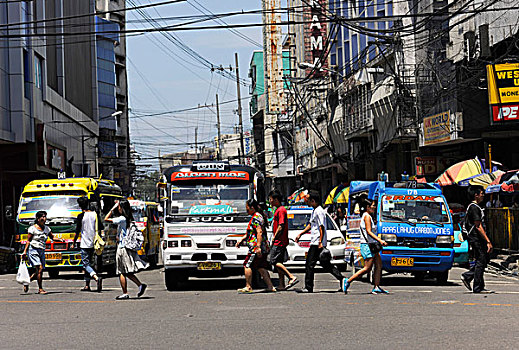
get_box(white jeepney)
[159,161,265,290]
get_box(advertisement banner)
[415,156,437,176]
[423,111,451,146]
[487,63,519,123]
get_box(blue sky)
[126,0,264,170]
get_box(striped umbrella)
[467,170,505,189]
[435,158,484,187]
[287,188,308,205]
[325,186,349,205]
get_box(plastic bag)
[16,261,30,285]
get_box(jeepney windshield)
[18,195,81,220]
[169,184,250,215]
[380,195,450,224]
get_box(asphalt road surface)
[1,266,518,349]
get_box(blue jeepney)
[346,181,454,283]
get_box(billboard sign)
[486,63,519,123]
[423,111,451,146]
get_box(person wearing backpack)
[461,186,494,294]
[105,199,148,300]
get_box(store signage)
[423,111,451,146]
[415,156,437,176]
[171,171,249,181]
[304,0,328,74]
[487,63,519,123]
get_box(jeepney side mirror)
[5,205,13,220]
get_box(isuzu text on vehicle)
[158,161,265,290]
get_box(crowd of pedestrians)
[20,198,148,300]
[16,185,496,297]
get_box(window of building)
[23,50,31,97]
[34,55,42,89]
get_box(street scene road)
[2,267,519,350]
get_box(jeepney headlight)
[181,240,192,247]
[168,240,179,248]
[436,235,453,244]
[162,240,167,250]
[381,234,397,243]
[226,239,237,247]
[330,237,345,246]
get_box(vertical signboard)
[303,0,328,76]
[486,63,519,123]
[262,0,284,114]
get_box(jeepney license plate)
[45,253,62,261]
[197,262,221,270]
[391,257,414,266]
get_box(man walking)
[461,185,494,293]
[72,197,102,292]
[268,189,298,291]
[295,190,346,293]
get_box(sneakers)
[342,278,350,294]
[96,277,103,293]
[474,289,495,294]
[137,284,147,298]
[295,288,312,293]
[460,276,472,291]
[371,287,389,294]
[115,294,130,300]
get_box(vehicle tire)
[165,269,179,291]
[436,270,449,285]
[47,269,59,279]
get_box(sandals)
[286,278,299,290]
[23,284,29,293]
[237,287,253,294]
[264,288,277,293]
[80,286,91,292]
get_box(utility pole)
[235,52,245,164]
[195,127,198,160]
[216,94,222,160]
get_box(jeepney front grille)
[197,243,220,249]
[396,238,436,248]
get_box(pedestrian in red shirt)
[268,190,298,290]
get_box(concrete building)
[216,132,254,165]
[0,0,102,244]
[249,49,293,196]
[95,0,132,194]
[159,149,216,174]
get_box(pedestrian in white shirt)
[295,190,346,293]
[21,211,65,294]
[72,197,103,292]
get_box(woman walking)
[105,200,148,300]
[236,199,276,293]
[21,211,65,294]
[343,199,389,294]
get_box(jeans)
[304,245,344,291]
[462,239,489,293]
[81,248,97,283]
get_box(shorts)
[360,243,373,260]
[243,253,269,270]
[269,245,288,265]
[28,247,45,268]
